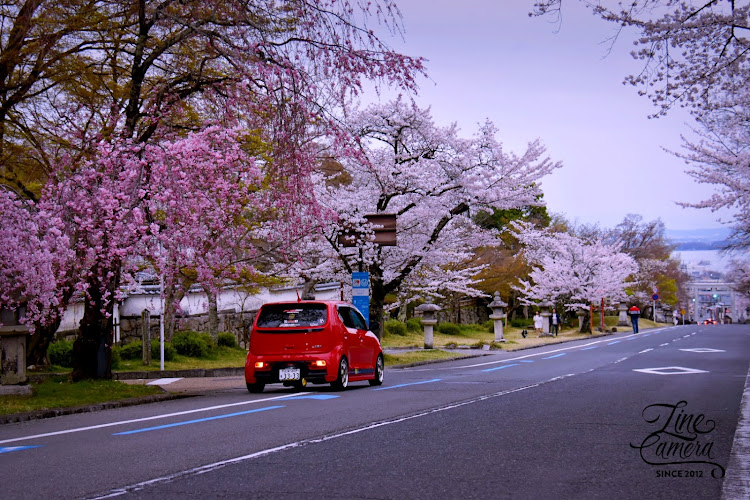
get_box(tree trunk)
[26,319,61,367]
[72,273,114,380]
[579,311,592,333]
[369,265,386,340]
[27,286,75,367]
[205,285,219,340]
[301,278,317,300]
[396,304,407,323]
[164,280,176,340]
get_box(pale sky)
[371,0,736,231]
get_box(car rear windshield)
[256,303,328,328]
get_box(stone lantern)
[0,305,31,395]
[487,292,507,343]
[617,302,629,326]
[539,300,554,336]
[415,303,441,350]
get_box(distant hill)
[665,227,733,250]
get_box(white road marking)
[0,392,309,446]
[412,327,675,372]
[89,375,568,499]
[633,366,709,375]
[679,348,726,353]
[147,378,182,386]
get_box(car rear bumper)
[245,353,338,385]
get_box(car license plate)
[279,367,301,381]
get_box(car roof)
[260,300,351,307]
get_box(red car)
[703,319,717,325]
[244,300,384,393]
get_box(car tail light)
[310,360,326,368]
[255,361,269,370]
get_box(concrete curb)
[0,392,194,425]
[113,367,245,380]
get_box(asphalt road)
[1,324,748,499]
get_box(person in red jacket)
[629,305,641,333]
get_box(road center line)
[542,353,567,359]
[483,363,520,372]
[0,445,43,454]
[113,406,284,435]
[373,378,441,391]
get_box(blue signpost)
[352,272,370,327]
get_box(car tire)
[246,382,265,393]
[331,357,349,390]
[369,354,384,386]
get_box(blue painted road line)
[373,378,441,391]
[542,353,566,359]
[284,395,340,400]
[581,346,598,350]
[0,445,43,454]
[520,360,535,363]
[113,406,284,435]
[483,363,520,372]
[608,340,621,345]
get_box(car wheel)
[246,382,265,393]
[369,354,384,386]
[331,357,349,390]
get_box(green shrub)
[384,319,407,336]
[172,330,210,358]
[151,341,177,361]
[48,339,74,367]
[111,347,121,369]
[119,340,143,360]
[406,318,422,332]
[510,318,533,328]
[483,319,495,333]
[437,322,461,336]
[200,332,217,352]
[217,332,237,348]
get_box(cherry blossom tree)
[0,189,73,328]
[675,107,750,249]
[532,0,749,118]
[0,188,76,364]
[512,222,638,331]
[601,214,688,307]
[727,259,750,320]
[532,1,750,248]
[0,1,425,378]
[284,99,561,338]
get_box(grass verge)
[0,377,163,416]
[384,349,468,366]
[113,346,248,372]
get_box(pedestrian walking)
[629,304,641,333]
[533,312,543,333]
[551,308,561,336]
